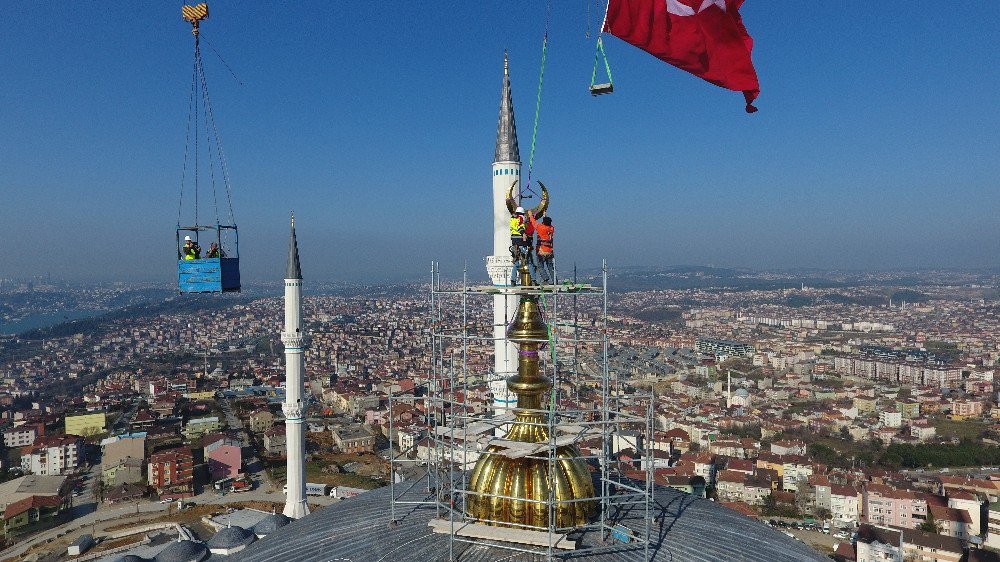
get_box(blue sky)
[2,2,998,283]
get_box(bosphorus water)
[0,309,104,335]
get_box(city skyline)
[2,2,998,283]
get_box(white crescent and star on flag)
[666,0,726,16]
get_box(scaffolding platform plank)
[427,519,577,550]
[432,415,513,439]
[476,434,595,458]
[437,284,600,296]
[433,422,599,449]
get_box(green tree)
[762,494,777,514]
[917,509,939,534]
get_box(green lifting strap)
[590,36,614,96]
[524,31,548,200]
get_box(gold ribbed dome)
[467,264,596,528]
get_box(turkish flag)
[603,0,760,112]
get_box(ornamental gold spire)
[467,263,596,528]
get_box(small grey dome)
[252,513,291,535]
[208,526,256,549]
[114,556,148,562]
[734,388,750,396]
[153,540,208,562]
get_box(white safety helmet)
[184,236,193,242]
[515,206,525,214]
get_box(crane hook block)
[182,3,209,35]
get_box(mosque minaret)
[484,53,521,434]
[281,215,309,519]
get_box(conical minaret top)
[286,213,302,280]
[494,51,520,164]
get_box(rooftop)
[234,480,827,561]
[0,474,66,506]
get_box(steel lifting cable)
[177,50,198,228]
[522,0,553,201]
[197,34,238,226]
[178,28,238,231]
[193,38,200,228]
[196,48,221,226]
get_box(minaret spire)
[494,51,520,164]
[286,212,302,280]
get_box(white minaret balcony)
[486,255,514,286]
[282,401,305,421]
[281,332,308,349]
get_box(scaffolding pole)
[387,260,655,561]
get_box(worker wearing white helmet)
[182,235,202,260]
[509,206,532,284]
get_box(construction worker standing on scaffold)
[529,211,554,284]
[509,206,530,284]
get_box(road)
[0,481,341,562]
[0,494,170,561]
[217,395,278,492]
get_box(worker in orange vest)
[528,211,554,284]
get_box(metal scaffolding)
[388,261,655,560]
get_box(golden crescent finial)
[529,182,550,218]
[505,181,518,215]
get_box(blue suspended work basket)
[177,224,241,293]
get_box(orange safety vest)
[535,224,554,254]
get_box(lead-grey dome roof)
[153,540,208,562]
[208,526,256,550]
[113,556,147,562]
[251,513,291,535]
[232,481,828,561]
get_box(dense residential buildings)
[331,424,376,454]
[695,338,755,358]
[20,435,82,475]
[248,409,275,433]
[263,426,287,456]
[205,433,243,481]
[183,416,221,440]
[830,485,860,526]
[862,484,928,529]
[4,423,42,448]
[1,269,999,554]
[0,475,70,537]
[64,412,106,436]
[987,503,1000,549]
[147,447,194,496]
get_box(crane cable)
[177,27,237,230]
[197,36,238,227]
[177,43,197,228]
[522,0,553,201]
